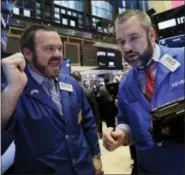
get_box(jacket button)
[72,159,76,164]
[65,135,69,139]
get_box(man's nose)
[54,49,63,58]
[123,42,132,52]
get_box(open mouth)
[49,60,60,68]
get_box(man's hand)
[93,157,103,175]
[103,127,129,151]
[1,52,27,90]
[1,53,28,129]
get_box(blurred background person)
[72,71,101,129]
[96,82,117,139]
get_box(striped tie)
[50,80,63,116]
[145,68,155,101]
[43,79,63,116]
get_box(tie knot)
[42,79,54,89]
[146,67,152,73]
[146,59,155,69]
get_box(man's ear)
[22,48,33,62]
[149,27,156,43]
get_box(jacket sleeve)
[80,87,101,156]
[116,100,132,133]
[116,83,132,137]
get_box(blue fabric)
[5,68,100,174]
[61,58,71,75]
[117,45,184,174]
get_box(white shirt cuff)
[2,141,15,174]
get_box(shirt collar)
[27,64,52,85]
[152,44,161,62]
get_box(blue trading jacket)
[117,46,184,174]
[4,68,100,174]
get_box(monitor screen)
[159,34,185,48]
[23,9,31,17]
[13,6,20,15]
[97,47,123,70]
[153,5,184,39]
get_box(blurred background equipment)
[1,1,16,174]
[151,98,185,145]
[151,5,185,47]
[1,0,14,53]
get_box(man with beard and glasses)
[103,10,184,174]
[1,24,102,175]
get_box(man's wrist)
[93,153,101,159]
[118,128,130,146]
[116,124,132,145]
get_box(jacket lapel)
[58,76,72,124]
[128,69,151,112]
[154,46,178,96]
[125,46,179,111]
[24,68,63,116]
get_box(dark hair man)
[1,24,102,175]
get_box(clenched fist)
[1,52,27,89]
[103,127,130,151]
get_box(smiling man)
[103,10,184,174]
[1,24,102,175]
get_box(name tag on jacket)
[159,54,181,72]
[59,82,73,92]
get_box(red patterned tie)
[145,68,155,101]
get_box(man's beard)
[139,37,154,68]
[125,36,154,68]
[32,52,61,78]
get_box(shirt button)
[65,135,69,139]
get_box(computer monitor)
[23,9,31,17]
[97,47,123,70]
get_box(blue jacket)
[6,68,100,174]
[118,46,184,174]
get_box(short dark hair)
[71,71,82,82]
[20,24,57,53]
